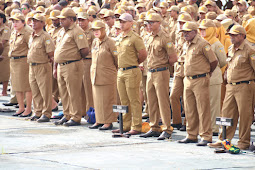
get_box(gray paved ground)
[0,84,255,170]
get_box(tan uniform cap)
[227,24,246,35]
[248,0,254,3]
[36,1,45,7]
[49,10,60,20]
[135,3,145,9]
[153,7,162,13]
[199,19,216,29]
[221,18,233,30]
[137,12,146,22]
[69,1,79,7]
[33,13,46,22]
[73,7,86,14]
[237,0,247,6]
[114,8,126,15]
[5,6,12,16]
[98,8,108,15]
[36,6,45,13]
[167,5,179,12]
[144,13,162,22]
[10,13,25,20]
[177,13,192,22]
[187,5,196,13]
[114,20,121,28]
[26,11,35,19]
[205,11,217,20]
[89,5,98,12]
[216,14,227,21]
[204,0,216,6]
[5,0,12,3]
[87,9,96,16]
[91,20,105,29]
[198,6,208,13]
[103,10,114,18]
[127,6,135,11]
[159,1,168,8]
[77,12,88,19]
[224,9,234,17]
[11,3,19,9]
[57,8,76,18]
[119,13,133,21]
[11,9,22,16]
[167,0,175,3]
[119,5,128,11]
[243,14,253,21]
[213,20,221,27]
[180,6,191,14]
[181,21,198,31]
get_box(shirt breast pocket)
[153,44,163,56]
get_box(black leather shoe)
[180,125,186,131]
[157,131,171,140]
[19,111,32,117]
[171,123,182,130]
[54,117,68,125]
[52,106,58,112]
[213,132,218,136]
[196,140,212,146]
[140,130,161,138]
[178,138,198,143]
[89,124,103,129]
[12,110,24,116]
[30,115,41,121]
[63,119,80,126]
[37,115,50,123]
[15,104,26,108]
[99,124,113,130]
[3,102,18,106]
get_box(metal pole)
[119,113,123,134]
[222,126,226,140]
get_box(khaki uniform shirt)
[27,30,55,63]
[227,41,255,83]
[0,24,10,57]
[116,30,146,68]
[184,34,217,76]
[91,35,118,85]
[9,25,33,57]
[83,26,94,59]
[132,20,140,34]
[147,29,175,69]
[54,23,89,63]
[48,25,62,44]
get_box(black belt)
[83,58,92,60]
[149,67,168,73]
[177,62,184,66]
[30,63,43,66]
[119,66,137,71]
[187,73,207,79]
[10,56,26,59]
[59,60,80,66]
[229,80,252,85]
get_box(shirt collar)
[32,29,43,37]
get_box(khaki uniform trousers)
[170,76,184,125]
[29,63,52,118]
[147,70,172,134]
[57,61,84,122]
[184,76,212,141]
[219,82,254,148]
[81,59,94,114]
[141,75,148,113]
[209,84,221,133]
[117,68,142,132]
[52,63,59,102]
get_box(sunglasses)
[20,8,27,10]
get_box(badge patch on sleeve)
[113,50,118,55]
[78,34,84,39]
[4,29,8,33]
[251,54,255,60]
[205,45,210,51]
[167,42,173,48]
[46,39,50,45]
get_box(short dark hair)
[0,13,6,23]
[58,0,68,7]
[21,2,30,9]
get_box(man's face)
[170,10,177,18]
[160,7,167,14]
[206,4,215,12]
[104,16,114,27]
[199,29,206,38]
[51,0,58,5]
[60,17,72,28]
[78,18,89,29]
[183,30,197,41]
[229,33,244,44]
[52,19,60,27]
[147,21,160,32]
[178,21,185,29]
[32,19,44,30]
[237,3,246,12]
[199,12,206,20]
[120,20,132,31]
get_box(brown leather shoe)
[207,141,222,148]
[237,144,250,150]
[111,129,128,133]
[124,130,141,135]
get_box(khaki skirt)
[0,56,10,82]
[10,57,31,92]
[92,83,118,124]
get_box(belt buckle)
[189,76,193,79]
[232,82,236,85]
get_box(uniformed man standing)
[28,13,55,122]
[178,21,218,146]
[112,13,147,135]
[53,8,89,126]
[209,25,255,150]
[77,12,94,114]
[140,13,177,140]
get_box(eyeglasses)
[147,21,157,25]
